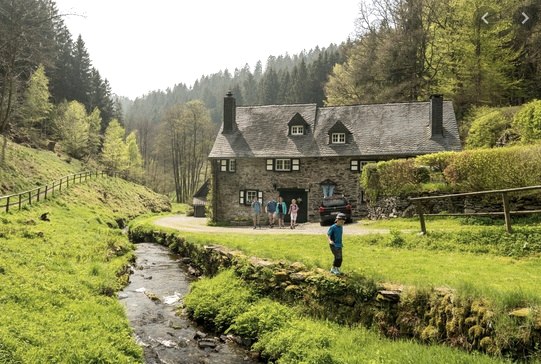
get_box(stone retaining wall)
[129,225,541,360]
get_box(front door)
[277,188,308,223]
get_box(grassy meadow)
[141,213,541,309]
[0,142,170,363]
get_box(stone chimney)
[222,91,236,134]
[429,94,443,137]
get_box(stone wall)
[367,193,541,220]
[212,157,363,224]
[129,225,541,360]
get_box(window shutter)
[292,159,300,171]
[220,160,227,172]
[257,191,263,201]
[266,159,274,171]
[239,190,244,205]
[350,160,359,171]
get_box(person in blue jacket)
[275,196,287,229]
[327,212,346,274]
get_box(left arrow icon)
[481,12,490,24]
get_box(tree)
[19,64,54,139]
[466,110,512,149]
[126,131,143,179]
[101,119,128,172]
[163,100,214,203]
[56,101,90,159]
[71,35,92,109]
[87,107,102,158]
[0,0,57,162]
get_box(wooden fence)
[409,185,541,234]
[0,171,111,213]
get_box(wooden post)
[59,178,62,192]
[502,192,512,233]
[417,202,427,234]
[37,187,40,202]
[6,196,10,213]
[28,191,32,205]
[18,194,22,210]
[44,185,48,200]
[66,176,69,188]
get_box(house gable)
[287,112,310,135]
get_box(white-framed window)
[350,160,373,172]
[240,190,263,205]
[291,125,304,135]
[332,133,346,144]
[266,158,300,172]
[219,159,236,172]
[275,159,291,171]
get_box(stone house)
[208,92,461,224]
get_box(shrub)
[443,144,541,191]
[513,100,541,143]
[466,110,512,149]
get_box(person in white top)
[288,198,299,229]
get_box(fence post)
[28,191,32,205]
[44,185,48,200]
[416,202,427,234]
[37,187,40,202]
[18,194,22,210]
[6,196,9,213]
[502,192,512,233]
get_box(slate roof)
[208,101,461,159]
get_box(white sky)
[54,0,360,100]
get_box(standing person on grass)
[288,198,299,229]
[327,212,346,275]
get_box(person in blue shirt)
[327,212,346,275]
[251,198,262,229]
[275,196,287,229]
[265,197,277,228]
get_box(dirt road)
[153,215,389,235]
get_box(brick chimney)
[429,94,443,137]
[222,91,236,134]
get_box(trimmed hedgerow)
[361,144,541,198]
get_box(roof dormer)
[287,112,309,136]
[328,121,352,144]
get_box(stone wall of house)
[213,157,363,224]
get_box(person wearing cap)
[327,212,346,275]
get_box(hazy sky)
[54,0,360,100]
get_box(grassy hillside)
[0,143,170,362]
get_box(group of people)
[251,196,346,275]
[250,196,299,229]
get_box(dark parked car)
[318,196,352,226]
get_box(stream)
[119,243,258,364]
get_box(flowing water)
[119,243,258,364]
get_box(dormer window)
[331,133,346,144]
[328,121,351,144]
[288,112,309,135]
[291,125,304,135]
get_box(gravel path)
[153,215,390,235]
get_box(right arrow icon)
[522,12,530,24]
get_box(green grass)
[185,270,510,364]
[139,216,541,309]
[0,143,170,362]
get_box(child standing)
[288,199,299,229]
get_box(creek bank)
[128,226,541,361]
[119,242,258,364]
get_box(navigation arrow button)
[522,12,530,24]
[481,12,490,24]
